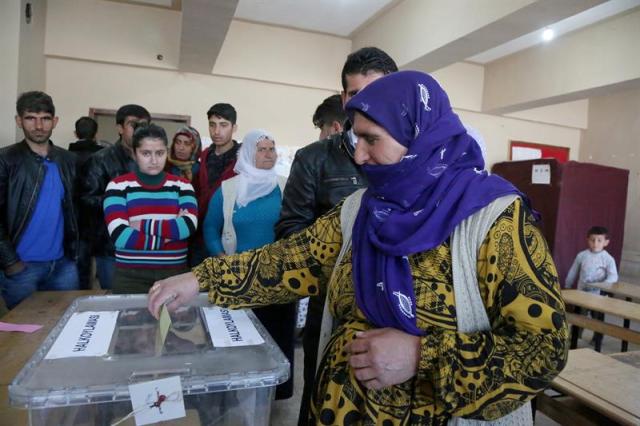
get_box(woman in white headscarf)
[202,129,296,399]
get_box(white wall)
[17,0,47,95]
[0,2,21,145]
[582,87,640,274]
[46,57,335,148]
[431,62,584,168]
[45,0,181,70]
[41,0,350,147]
[483,8,640,113]
[457,110,583,169]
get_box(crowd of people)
[1,46,571,425]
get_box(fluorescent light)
[542,28,555,42]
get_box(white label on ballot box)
[45,311,118,359]
[203,307,264,347]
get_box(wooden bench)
[561,290,640,352]
[584,281,640,351]
[565,312,640,346]
[585,281,640,301]
[536,393,614,426]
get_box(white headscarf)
[234,129,278,208]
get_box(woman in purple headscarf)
[147,71,568,425]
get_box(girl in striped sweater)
[104,124,198,293]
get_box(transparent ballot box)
[9,294,289,426]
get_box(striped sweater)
[104,171,198,268]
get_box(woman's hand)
[346,327,421,390]
[148,272,200,319]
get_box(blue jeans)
[0,258,79,309]
[95,256,115,290]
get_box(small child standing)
[565,226,619,345]
[566,226,619,292]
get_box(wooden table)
[549,348,640,425]
[561,289,640,351]
[0,290,106,424]
[611,350,640,369]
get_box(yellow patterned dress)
[193,198,568,425]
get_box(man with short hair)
[68,116,102,167]
[190,103,240,267]
[275,47,398,425]
[312,94,347,141]
[195,103,240,221]
[69,116,104,289]
[0,91,80,308]
[81,104,150,289]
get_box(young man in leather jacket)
[274,47,398,425]
[0,91,80,309]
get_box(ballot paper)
[155,304,172,354]
[203,307,264,347]
[45,311,119,359]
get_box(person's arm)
[565,252,582,289]
[418,199,568,420]
[195,201,344,306]
[148,202,345,318]
[604,252,619,284]
[203,188,225,256]
[0,156,21,273]
[138,181,198,240]
[274,149,318,239]
[80,154,108,217]
[103,181,168,250]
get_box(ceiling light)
[542,28,555,42]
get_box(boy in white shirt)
[565,226,618,345]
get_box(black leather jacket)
[0,141,80,271]
[275,131,367,239]
[80,140,135,257]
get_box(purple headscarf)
[345,70,523,336]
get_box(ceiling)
[234,0,398,37]
[468,0,640,64]
[112,0,640,64]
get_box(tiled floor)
[270,315,639,425]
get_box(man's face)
[342,71,386,106]
[318,121,342,141]
[208,115,236,147]
[16,111,58,145]
[117,115,149,147]
[587,234,609,253]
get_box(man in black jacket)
[81,104,150,289]
[275,47,397,425]
[68,116,102,167]
[69,116,103,289]
[0,91,80,309]
[312,94,347,141]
